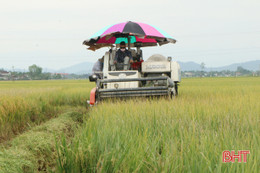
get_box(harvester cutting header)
[84,21,181,105]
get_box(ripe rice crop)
[56,77,260,172]
[0,80,94,142]
[0,111,84,172]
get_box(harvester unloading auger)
[84,21,181,105]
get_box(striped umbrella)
[83,21,176,51]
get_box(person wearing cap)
[114,41,133,70]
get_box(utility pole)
[12,66,14,81]
[258,65,260,76]
[200,62,205,78]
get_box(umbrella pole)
[128,36,131,50]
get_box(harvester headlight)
[114,83,119,89]
[89,74,97,82]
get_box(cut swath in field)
[0,110,86,173]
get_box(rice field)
[0,80,94,142]
[56,77,260,172]
[0,111,85,172]
[0,77,259,172]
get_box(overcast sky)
[1,0,260,70]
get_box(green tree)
[41,73,51,80]
[54,74,62,79]
[236,66,251,75]
[28,64,42,80]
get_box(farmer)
[92,56,104,78]
[114,41,133,70]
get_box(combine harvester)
[84,21,181,105]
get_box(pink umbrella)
[83,21,176,51]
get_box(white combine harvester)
[84,21,181,105]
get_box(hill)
[179,60,260,72]
[56,60,260,74]
[207,60,260,71]
[58,62,94,74]
[2,60,259,74]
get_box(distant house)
[51,73,69,79]
[0,70,11,80]
[235,72,241,77]
[184,72,193,78]
[56,73,69,76]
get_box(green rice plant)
[56,77,260,173]
[0,111,84,173]
[0,80,95,142]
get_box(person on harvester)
[114,41,133,70]
[92,56,104,79]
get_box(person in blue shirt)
[114,41,133,70]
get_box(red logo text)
[222,150,250,163]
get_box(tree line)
[182,65,260,78]
[1,64,88,80]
